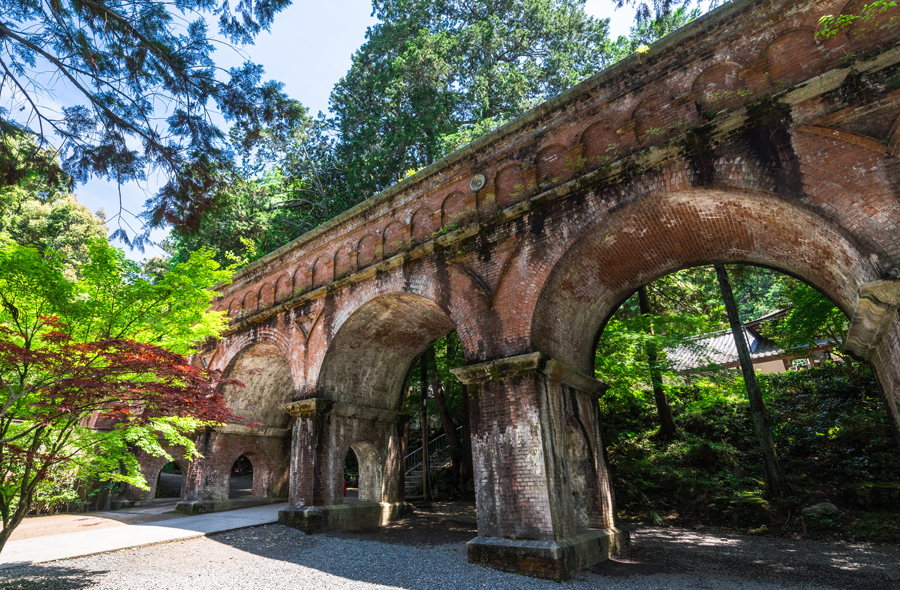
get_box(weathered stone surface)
[801,502,840,516]
[175,497,285,515]
[467,528,629,580]
[846,280,900,361]
[278,501,413,534]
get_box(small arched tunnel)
[229,455,254,499]
[318,293,457,411]
[221,341,294,428]
[155,461,188,500]
[342,442,384,503]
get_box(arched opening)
[318,293,457,410]
[155,461,185,500]
[341,442,384,503]
[532,188,874,373]
[343,448,359,502]
[592,263,900,539]
[529,187,900,540]
[401,333,471,501]
[229,455,254,499]
[221,341,294,429]
[315,292,459,505]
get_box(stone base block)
[278,501,413,534]
[110,497,179,510]
[467,528,630,580]
[175,497,286,515]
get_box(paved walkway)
[9,501,185,541]
[0,503,286,569]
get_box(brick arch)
[309,260,494,406]
[441,191,469,227]
[219,338,295,428]
[343,440,384,503]
[529,187,877,375]
[241,290,258,315]
[580,120,621,166]
[127,450,191,502]
[223,445,278,499]
[761,28,835,89]
[536,144,571,190]
[495,164,530,209]
[691,61,751,115]
[220,328,292,371]
[316,292,455,411]
[312,254,333,288]
[293,264,310,294]
[258,282,275,310]
[411,206,437,244]
[225,299,238,320]
[274,273,292,303]
[334,242,355,280]
[383,220,405,257]
[633,94,694,145]
[357,233,379,268]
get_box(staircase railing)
[404,425,464,477]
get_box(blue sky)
[75,0,636,261]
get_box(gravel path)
[0,515,897,590]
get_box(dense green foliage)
[0,0,296,243]
[604,364,900,539]
[0,236,233,548]
[162,111,354,267]
[407,333,466,412]
[0,130,107,275]
[330,0,617,199]
[0,160,233,547]
[597,265,849,402]
[593,262,899,538]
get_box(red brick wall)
[288,402,405,507]
[187,0,900,545]
[181,430,290,501]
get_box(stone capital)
[845,280,900,361]
[283,397,401,423]
[451,352,608,396]
[283,398,334,418]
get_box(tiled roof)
[667,326,784,372]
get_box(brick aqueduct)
[129,0,900,578]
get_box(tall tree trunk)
[715,264,791,498]
[425,344,461,450]
[447,335,473,485]
[460,380,473,486]
[638,286,678,440]
[419,356,430,502]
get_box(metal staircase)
[404,426,463,498]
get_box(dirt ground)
[9,502,185,541]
